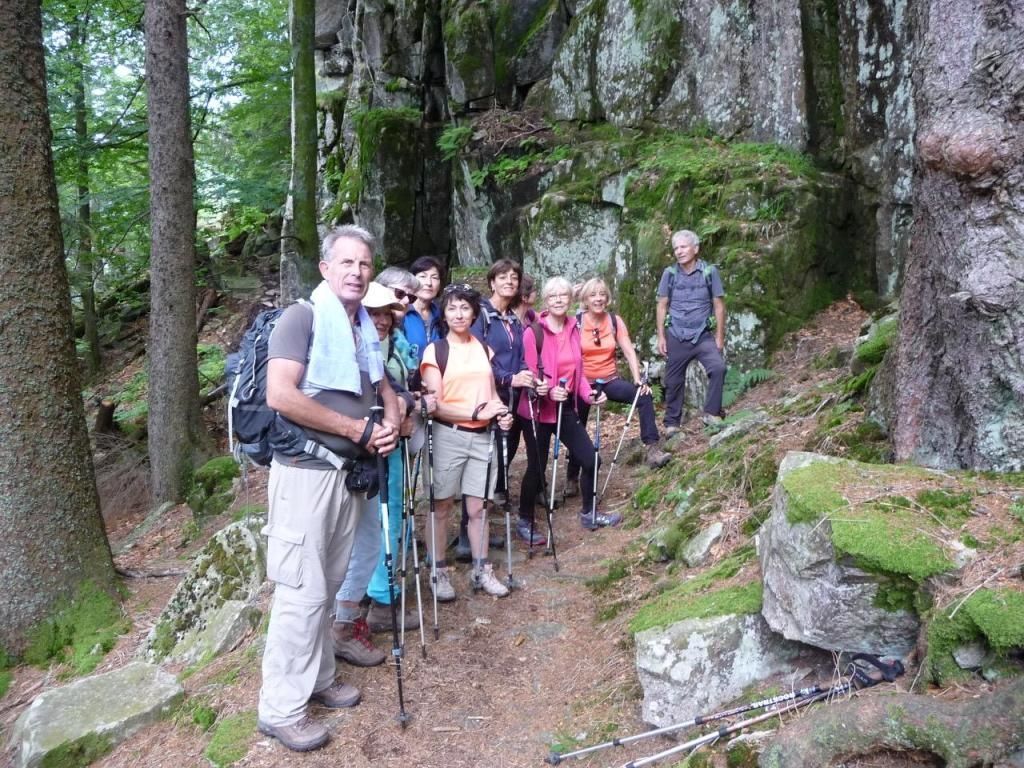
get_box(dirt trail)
[1,300,874,768]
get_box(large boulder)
[143,516,266,662]
[636,610,827,728]
[11,662,183,768]
[758,452,971,657]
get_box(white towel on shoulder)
[306,280,384,394]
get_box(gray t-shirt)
[268,301,375,470]
[657,261,725,343]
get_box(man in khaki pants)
[257,225,400,752]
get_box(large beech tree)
[0,0,115,652]
[145,0,203,503]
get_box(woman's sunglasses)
[592,327,602,346]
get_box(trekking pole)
[501,391,514,588]
[370,405,410,727]
[548,377,569,519]
[401,438,427,658]
[545,685,822,764]
[422,395,440,640]
[589,378,606,528]
[525,387,559,570]
[602,362,648,496]
[615,655,904,768]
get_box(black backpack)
[226,308,287,465]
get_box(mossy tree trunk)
[144,0,203,504]
[280,0,319,304]
[0,0,116,654]
[760,677,1024,768]
[892,0,1024,471]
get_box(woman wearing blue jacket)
[402,256,444,362]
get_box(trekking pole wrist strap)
[357,418,375,448]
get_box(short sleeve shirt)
[580,313,618,381]
[421,337,495,429]
[267,301,375,469]
[657,261,725,343]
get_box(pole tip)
[545,753,562,765]
[397,712,411,728]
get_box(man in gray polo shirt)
[257,224,400,752]
[655,229,727,432]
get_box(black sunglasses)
[443,282,474,295]
[592,327,602,346]
[391,287,412,302]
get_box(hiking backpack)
[226,307,286,466]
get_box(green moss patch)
[0,647,12,699]
[854,315,897,365]
[23,581,129,676]
[40,733,113,768]
[926,588,1024,685]
[780,461,850,524]
[629,546,759,634]
[205,710,256,767]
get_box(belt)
[434,419,487,434]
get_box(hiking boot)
[431,567,456,602]
[365,599,420,633]
[516,518,547,547]
[564,477,580,497]
[645,443,671,468]
[579,510,623,531]
[702,412,724,427]
[332,618,385,667]
[258,715,329,752]
[470,563,510,597]
[310,680,361,709]
[663,424,681,438]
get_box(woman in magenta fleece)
[517,276,622,541]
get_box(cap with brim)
[362,281,404,311]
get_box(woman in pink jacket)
[517,276,621,543]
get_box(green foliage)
[839,367,876,397]
[437,123,473,161]
[205,711,256,767]
[1011,498,1024,524]
[779,462,849,524]
[176,696,219,732]
[232,504,266,522]
[721,368,773,409]
[23,581,129,676]
[0,647,12,700]
[197,344,226,393]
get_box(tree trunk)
[0,0,116,654]
[72,17,103,377]
[892,0,1024,472]
[144,0,202,503]
[279,0,320,304]
[759,677,1024,768]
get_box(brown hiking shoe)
[310,680,361,709]
[365,599,421,633]
[258,715,329,752]
[645,443,671,468]
[332,618,385,667]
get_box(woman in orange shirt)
[420,284,514,600]
[566,278,671,497]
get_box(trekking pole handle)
[593,378,606,402]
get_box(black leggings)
[518,404,596,522]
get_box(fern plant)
[722,367,773,408]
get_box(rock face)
[143,516,266,662]
[757,453,921,656]
[166,599,261,665]
[892,0,1024,472]
[635,611,825,728]
[11,662,183,768]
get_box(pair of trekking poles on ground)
[545,654,905,767]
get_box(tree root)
[759,678,1024,768]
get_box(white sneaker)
[471,563,510,598]
[431,566,456,602]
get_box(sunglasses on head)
[443,282,474,295]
